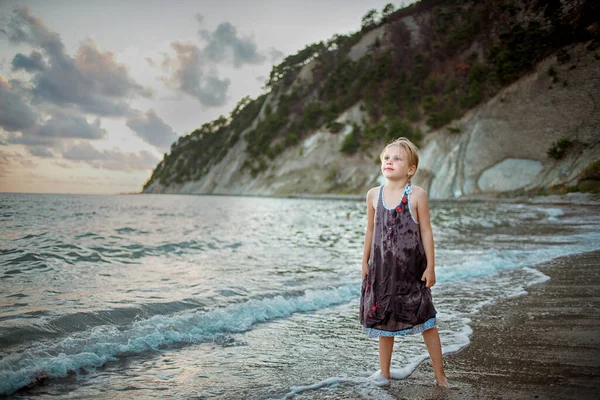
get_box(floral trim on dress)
[362,316,436,338]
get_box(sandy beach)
[390,250,600,400]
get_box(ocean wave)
[115,227,148,234]
[0,237,244,273]
[437,231,600,283]
[0,284,359,395]
[0,299,206,351]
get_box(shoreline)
[389,250,600,399]
[129,190,600,206]
[5,190,597,206]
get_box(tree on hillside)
[382,3,395,21]
[266,42,327,88]
[361,9,378,30]
[231,96,251,117]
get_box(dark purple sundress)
[360,183,437,338]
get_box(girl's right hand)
[362,263,369,280]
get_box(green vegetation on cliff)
[144,0,599,191]
[143,94,266,190]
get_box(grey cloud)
[3,7,66,62]
[161,18,270,105]
[198,74,230,106]
[62,143,159,171]
[202,22,265,68]
[268,47,284,63]
[170,42,202,94]
[3,99,106,157]
[160,52,171,71]
[199,28,210,41]
[7,133,56,147]
[74,41,152,98]
[2,7,151,116]
[31,61,132,116]
[0,149,36,176]
[126,109,178,152]
[12,50,46,72]
[62,142,102,161]
[163,41,230,107]
[52,160,75,169]
[34,112,105,139]
[0,78,38,132]
[28,146,54,158]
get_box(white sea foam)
[277,232,597,399]
[0,284,360,395]
[437,230,600,283]
[543,207,564,221]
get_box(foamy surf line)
[2,232,598,395]
[277,351,456,400]
[436,230,600,283]
[275,248,590,400]
[0,284,359,395]
[275,321,475,400]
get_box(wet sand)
[391,250,600,400]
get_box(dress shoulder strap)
[376,185,384,209]
[404,182,419,224]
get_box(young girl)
[359,137,449,387]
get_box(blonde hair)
[380,137,420,171]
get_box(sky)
[0,0,408,194]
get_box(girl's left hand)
[421,267,436,288]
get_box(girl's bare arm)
[414,186,437,287]
[362,188,376,279]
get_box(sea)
[1,192,599,399]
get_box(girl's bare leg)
[378,336,394,379]
[422,327,449,386]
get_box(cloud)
[52,160,75,169]
[6,109,106,150]
[74,41,152,98]
[161,41,230,106]
[158,17,276,106]
[62,142,104,161]
[126,109,178,152]
[2,7,151,116]
[201,22,266,68]
[268,47,285,64]
[0,149,37,177]
[0,77,38,132]
[62,142,160,171]
[11,50,46,72]
[1,7,63,53]
[28,146,54,158]
[198,74,230,106]
[2,97,106,158]
[34,112,105,139]
[7,133,56,147]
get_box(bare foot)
[368,371,391,387]
[435,375,449,388]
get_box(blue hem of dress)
[362,316,436,338]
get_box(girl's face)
[381,145,415,180]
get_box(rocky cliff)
[143,0,600,198]
[418,42,599,198]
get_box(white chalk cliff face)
[415,42,599,198]
[143,42,599,199]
